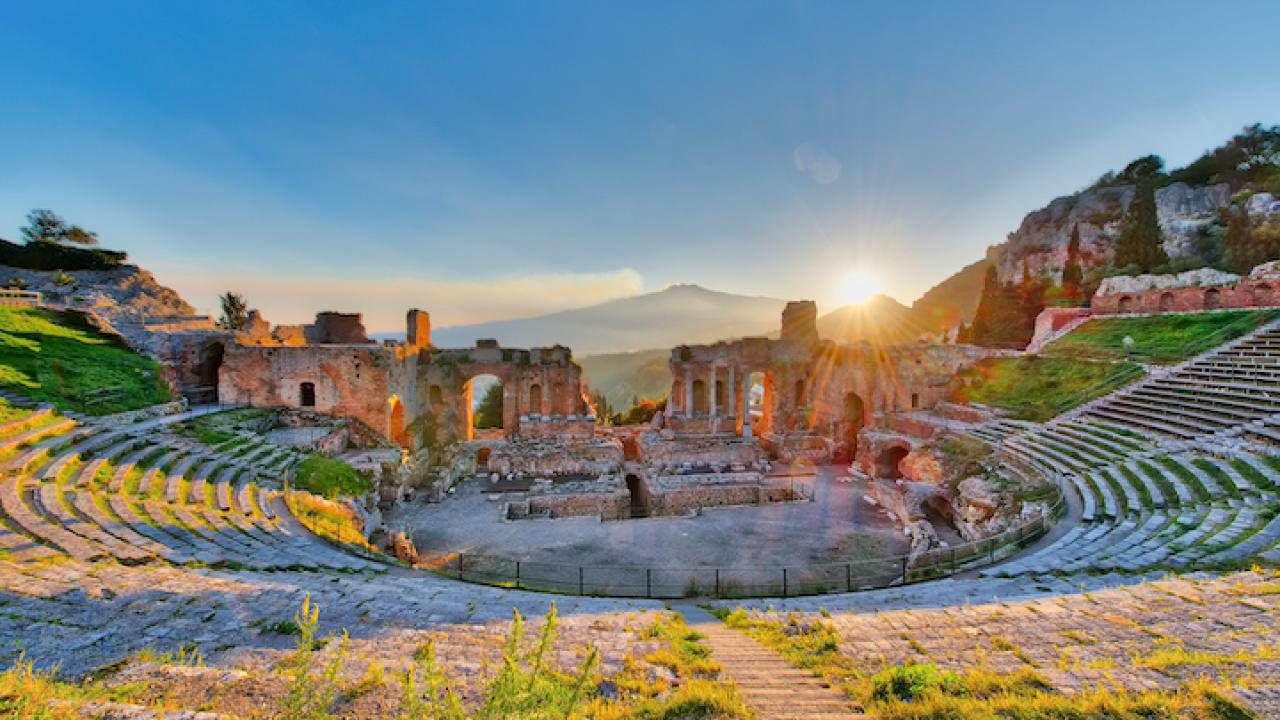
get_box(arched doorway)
[467,374,504,438]
[528,383,543,416]
[746,371,769,434]
[1117,295,1134,313]
[300,382,316,408]
[875,445,910,479]
[715,379,727,413]
[194,342,224,403]
[387,396,407,447]
[841,392,866,462]
[1159,292,1174,312]
[626,474,647,518]
[910,392,920,410]
[1204,288,1221,310]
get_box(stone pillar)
[541,367,549,416]
[709,365,718,417]
[684,365,694,417]
[727,366,736,417]
[741,371,752,439]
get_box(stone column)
[709,365,718,417]
[684,365,694,417]
[727,365,736,417]
[541,367,549,416]
[741,371,753,439]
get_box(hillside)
[0,307,173,414]
[908,258,989,332]
[579,348,671,408]
[431,284,788,355]
[817,294,926,345]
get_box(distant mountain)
[816,294,926,345]
[579,348,672,409]
[430,284,788,356]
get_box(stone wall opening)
[1205,287,1221,310]
[1118,295,1134,313]
[195,342,224,402]
[528,383,543,415]
[388,395,407,447]
[692,379,708,415]
[468,374,504,434]
[747,371,768,434]
[875,445,910,479]
[910,392,920,410]
[626,474,648,518]
[1159,292,1174,312]
[300,382,316,408]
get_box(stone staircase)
[679,605,862,720]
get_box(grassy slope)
[1046,309,1280,363]
[951,356,1144,421]
[0,307,172,415]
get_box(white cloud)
[154,266,646,333]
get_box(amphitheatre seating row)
[1083,323,1280,438]
[0,404,380,573]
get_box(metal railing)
[417,484,1065,599]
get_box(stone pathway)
[678,604,862,719]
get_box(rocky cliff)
[0,264,197,321]
[988,183,1278,284]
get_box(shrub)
[292,454,373,497]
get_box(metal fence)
[420,486,1066,599]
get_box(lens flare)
[839,270,880,305]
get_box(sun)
[838,269,880,305]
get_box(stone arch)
[715,379,727,412]
[528,383,542,415]
[429,384,443,407]
[671,380,684,414]
[387,395,407,447]
[1204,287,1221,310]
[875,445,910,479]
[794,378,805,406]
[195,341,224,403]
[467,373,504,435]
[692,379,708,415]
[1159,292,1174,312]
[1117,295,1134,314]
[911,392,920,410]
[299,382,316,407]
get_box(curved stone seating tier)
[1,476,106,562]
[0,514,59,563]
[0,405,54,440]
[0,417,77,458]
[163,452,205,502]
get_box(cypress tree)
[1061,224,1084,303]
[1114,178,1168,272]
[1223,204,1258,274]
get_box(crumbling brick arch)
[1253,283,1272,306]
[528,383,543,415]
[1117,295,1134,313]
[1159,292,1174,312]
[300,382,316,407]
[1204,287,1221,310]
[387,395,408,448]
[875,443,910,479]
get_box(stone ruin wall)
[660,301,988,463]
[217,308,592,451]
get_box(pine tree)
[1114,179,1168,272]
[216,292,249,331]
[1061,224,1084,303]
[1223,204,1258,274]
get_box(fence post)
[515,560,521,590]
[715,569,720,599]
[458,553,464,581]
[846,563,852,593]
[646,568,651,599]
[901,557,908,584]
[782,568,788,597]
[578,566,584,596]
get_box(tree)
[1061,224,1084,304]
[18,209,100,246]
[20,209,67,244]
[1113,178,1168,272]
[473,382,504,429]
[216,292,249,331]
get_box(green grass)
[1193,458,1243,499]
[291,453,373,497]
[950,356,1143,421]
[1046,309,1280,364]
[0,307,172,415]
[0,399,32,427]
[1231,458,1275,490]
[1157,457,1213,503]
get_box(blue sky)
[2,2,1278,332]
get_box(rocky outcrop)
[991,182,1280,285]
[1095,267,1240,296]
[0,264,197,321]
